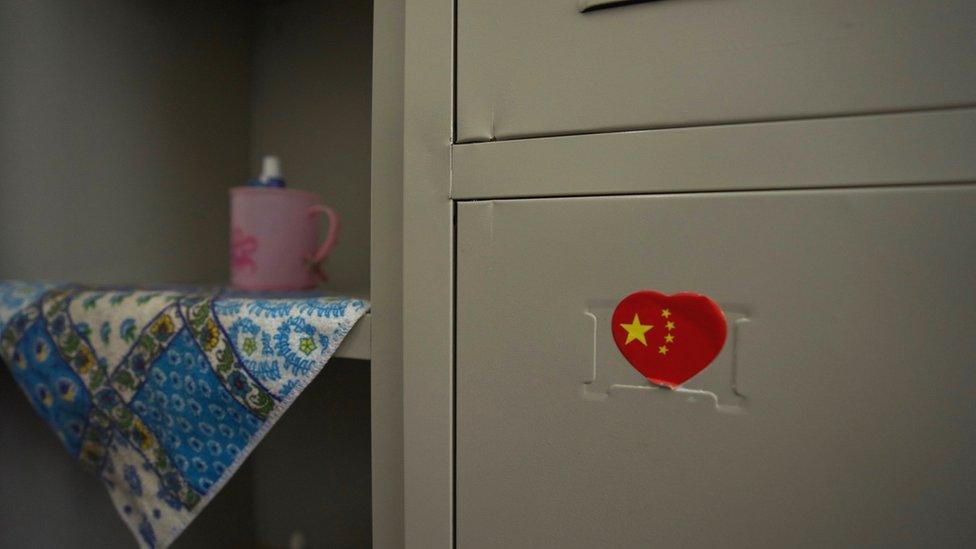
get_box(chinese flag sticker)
[612,290,727,388]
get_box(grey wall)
[0,0,373,547]
[0,0,252,285]
[251,358,372,548]
[249,0,372,297]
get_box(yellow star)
[620,313,653,346]
[658,345,669,355]
[666,321,676,331]
[661,308,671,318]
[664,334,674,343]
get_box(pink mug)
[230,187,340,291]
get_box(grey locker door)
[456,187,976,548]
[456,0,976,141]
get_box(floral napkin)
[0,281,368,548]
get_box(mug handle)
[306,205,341,277]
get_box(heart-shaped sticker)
[612,291,727,388]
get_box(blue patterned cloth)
[0,281,368,548]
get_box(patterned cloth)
[0,281,368,548]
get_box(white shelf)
[334,312,370,361]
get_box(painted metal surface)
[453,108,976,200]
[370,0,406,546]
[402,0,455,547]
[456,186,976,547]
[457,0,976,141]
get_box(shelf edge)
[334,312,371,361]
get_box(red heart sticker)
[612,291,727,388]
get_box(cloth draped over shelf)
[0,281,369,548]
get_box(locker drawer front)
[456,187,976,547]
[456,0,976,142]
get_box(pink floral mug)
[230,187,340,291]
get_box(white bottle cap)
[261,155,281,182]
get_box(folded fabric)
[0,281,368,548]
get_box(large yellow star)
[620,313,653,346]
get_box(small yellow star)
[658,345,669,355]
[664,334,674,343]
[661,309,671,318]
[665,321,676,331]
[620,313,653,346]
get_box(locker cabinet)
[395,1,976,546]
[455,187,976,547]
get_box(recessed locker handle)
[578,0,666,13]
